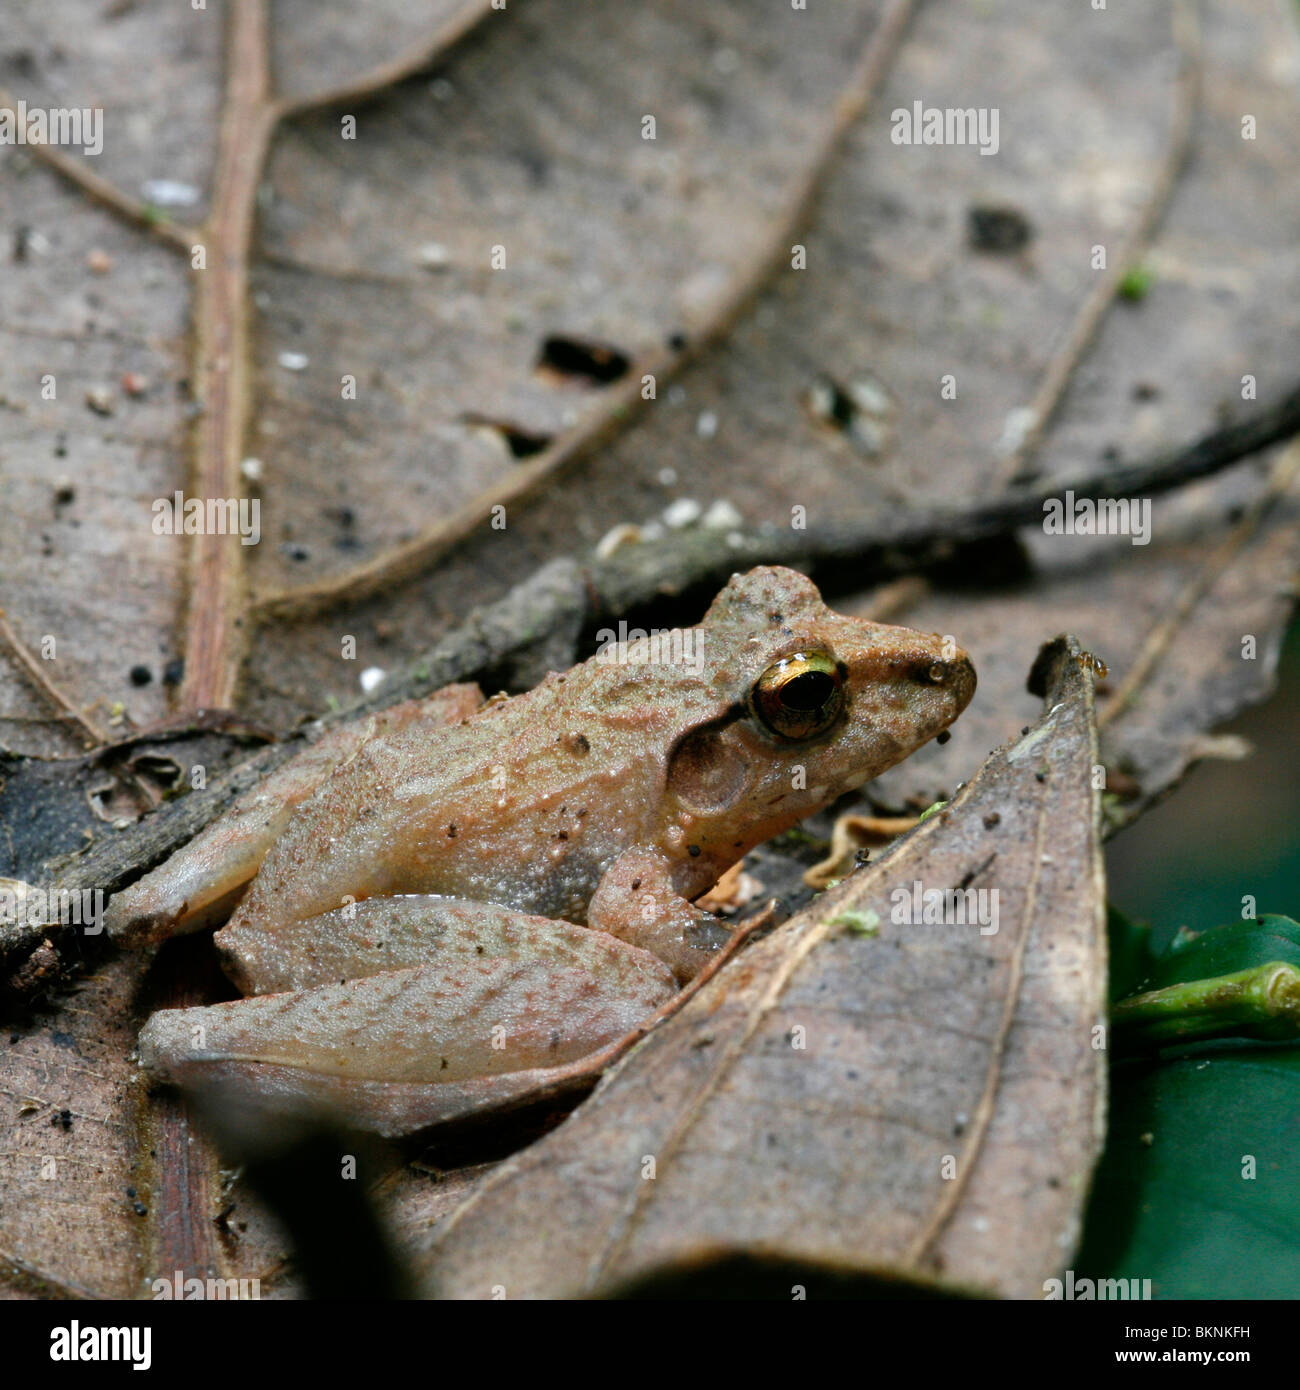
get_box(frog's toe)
[104,872,249,949]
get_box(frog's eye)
[750,650,845,741]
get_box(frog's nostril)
[911,655,969,690]
[914,651,976,705]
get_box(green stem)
[1112,962,1300,1046]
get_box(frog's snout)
[923,648,977,737]
[945,651,977,717]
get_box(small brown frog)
[107,566,974,1134]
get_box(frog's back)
[231,669,681,930]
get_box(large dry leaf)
[245,0,1298,820]
[1,0,890,746]
[415,639,1105,1298]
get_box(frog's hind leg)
[104,685,482,948]
[138,896,677,1136]
[213,893,657,995]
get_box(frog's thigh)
[104,684,482,948]
[215,893,673,996]
[139,899,676,1135]
[587,847,732,984]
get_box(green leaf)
[1077,1046,1300,1297]
[1079,914,1300,1297]
[1145,913,1300,986]
[1107,904,1158,1002]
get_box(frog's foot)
[137,895,676,1136]
[104,685,482,948]
[588,847,733,984]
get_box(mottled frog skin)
[106,566,975,1135]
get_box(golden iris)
[750,650,845,741]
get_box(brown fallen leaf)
[414,636,1106,1299]
[237,0,1299,836]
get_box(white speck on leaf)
[662,498,702,528]
[141,179,200,208]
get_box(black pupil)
[781,670,835,710]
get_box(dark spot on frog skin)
[447,824,457,838]
[936,729,951,745]
[556,831,568,840]
[560,732,591,756]
[688,845,701,857]
[630,878,641,891]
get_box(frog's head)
[662,566,975,869]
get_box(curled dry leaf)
[802,812,921,890]
[693,860,764,916]
[415,637,1106,1299]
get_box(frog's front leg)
[587,847,733,984]
[136,895,677,1136]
